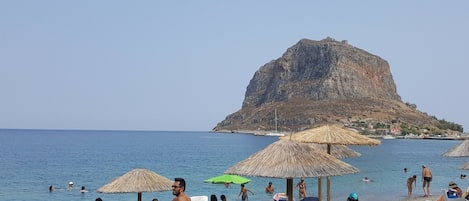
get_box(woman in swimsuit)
[407,175,417,198]
[296,178,307,199]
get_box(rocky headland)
[212,37,463,136]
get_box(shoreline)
[398,195,441,201]
[211,129,469,140]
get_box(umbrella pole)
[287,178,293,201]
[326,143,331,201]
[318,177,322,201]
[327,176,331,201]
[138,192,142,201]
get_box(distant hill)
[213,38,461,135]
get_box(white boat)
[383,135,396,139]
[382,122,396,139]
[265,109,285,137]
[265,133,285,137]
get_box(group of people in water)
[405,164,469,201]
[405,165,432,199]
[48,181,88,193]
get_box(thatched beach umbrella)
[308,144,361,159]
[225,140,359,201]
[280,124,380,201]
[97,168,173,201]
[443,140,469,157]
[443,140,469,170]
[281,124,381,147]
[459,161,469,170]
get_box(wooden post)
[327,176,331,201]
[318,177,322,201]
[287,178,293,201]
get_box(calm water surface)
[0,129,467,201]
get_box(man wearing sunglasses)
[172,178,191,201]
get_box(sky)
[0,1,468,132]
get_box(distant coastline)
[212,129,469,140]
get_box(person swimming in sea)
[362,177,372,183]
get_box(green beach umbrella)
[204,174,250,184]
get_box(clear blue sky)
[1,1,468,132]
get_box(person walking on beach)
[172,178,191,201]
[422,165,433,197]
[238,183,254,201]
[265,182,274,193]
[407,175,417,198]
[296,178,307,200]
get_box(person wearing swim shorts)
[422,165,433,197]
[238,183,253,201]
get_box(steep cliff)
[213,38,440,133]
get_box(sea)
[0,129,468,201]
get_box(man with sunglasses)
[172,178,191,201]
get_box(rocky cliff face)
[213,38,439,133]
[243,38,400,108]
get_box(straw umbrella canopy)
[443,140,469,157]
[443,140,469,170]
[459,162,469,170]
[308,144,361,159]
[97,168,173,201]
[225,139,359,201]
[280,124,380,201]
[281,124,381,147]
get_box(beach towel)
[191,196,208,201]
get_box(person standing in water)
[422,165,433,197]
[407,175,417,198]
[238,183,254,201]
[295,178,307,200]
[265,182,274,193]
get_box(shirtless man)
[295,178,307,200]
[265,182,274,193]
[172,178,191,201]
[422,165,433,197]
[238,183,254,201]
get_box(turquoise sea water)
[0,129,468,201]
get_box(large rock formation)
[213,38,440,134]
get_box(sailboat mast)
[274,109,278,132]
